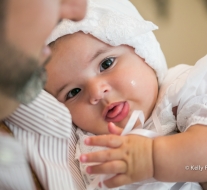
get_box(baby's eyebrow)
[89,47,111,63]
[56,83,68,97]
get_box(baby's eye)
[100,57,115,72]
[66,88,81,100]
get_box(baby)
[45,0,207,189]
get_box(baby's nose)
[88,80,111,105]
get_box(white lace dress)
[75,55,207,190]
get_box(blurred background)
[130,0,207,68]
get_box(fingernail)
[108,122,115,127]
[84,137,90,145]
[86,166,91,174]
[80,155,87,162]
[98,182,102,188]
[110,122,115,126]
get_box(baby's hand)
[80,133,154,188]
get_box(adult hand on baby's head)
[80,129,154,188]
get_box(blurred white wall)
[130,0,207,68]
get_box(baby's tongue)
[106,103,124,118]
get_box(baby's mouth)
[104,101,129,123]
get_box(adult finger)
[86,160,127,175]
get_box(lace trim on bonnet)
[46,0,167,85]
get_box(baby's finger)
[86,160,127,174]
[108,122,123,135]
[104,174,131,188]
[80,148,122,163]
[84,134,123,148]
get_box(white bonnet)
[47,0,167,84]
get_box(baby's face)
[45,32,158,135]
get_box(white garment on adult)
[0,135,36,190]
[75,55,207,190]
[4,91,85,190]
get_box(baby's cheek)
[68,105,84,124]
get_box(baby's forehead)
[53,32,106,49]
[51,32,116,62]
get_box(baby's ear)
[108,122,123,135]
